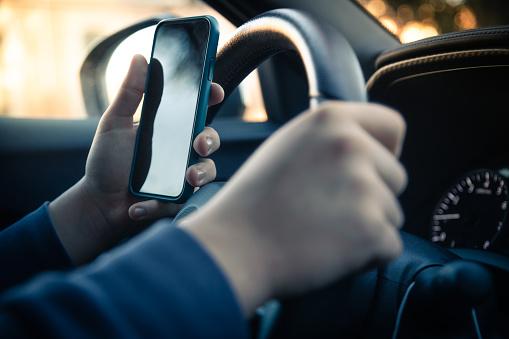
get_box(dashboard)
[368,56,509,259]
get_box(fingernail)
[197,169,206,184]
[134,207,147,219]
[205,136,213,154]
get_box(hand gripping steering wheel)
[175,9,494,339]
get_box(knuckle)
[326,125,367,160]
[312,101,351,125]
[329,134,357,158]
[312,104,334,123]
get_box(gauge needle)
[433,213,461,221]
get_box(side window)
[0,0,266,122]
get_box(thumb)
[128,200,183,221]
[103,54,148,124]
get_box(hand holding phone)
[130,16,219,203]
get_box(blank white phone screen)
[132,20,209,197]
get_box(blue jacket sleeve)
[0,203,74,292]
[0,220,249,338]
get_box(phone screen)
[131,18,214,199]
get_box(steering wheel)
[174,9,494,338]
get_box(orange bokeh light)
[400,21,439,43]
[360,0,477,43]
[455,6,477,30]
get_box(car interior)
[1,0,509,337]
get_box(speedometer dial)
[430,169,508,250]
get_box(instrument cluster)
[429,168,509,256]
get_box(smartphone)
[130,16,219,203]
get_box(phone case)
[129,16,220,203]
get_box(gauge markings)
[475,188,492,195]
[433,213,461,221]
[430,169,509,251]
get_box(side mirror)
[80,16,171,117]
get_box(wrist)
[48,178,112,265]
[181,208,275,316]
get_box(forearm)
[0,203,74,292]
[0,221,248,338]
[183,208,274,317]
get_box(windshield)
[357,0,509,43]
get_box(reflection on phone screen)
[132,20,209,197]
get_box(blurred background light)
[358,0,482,43]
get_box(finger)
[332,121,407,196]
[359,187,404,260]
[376,222,403,263]
[349,162,405,229]
[316,102,406,158]
[349,206,403,275]
[193,127,221,156]
[104,54,148,122]
[374,176,405,229]
[353,103,406,158]
[368,135,408,195]
[128,200,182,221]
[186,158,217,187]
[208,83,224,107]
[363,224,403,272]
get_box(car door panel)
[0,116,276,229]
[0,118,97,229]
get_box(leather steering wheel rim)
[205,8,367,124]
